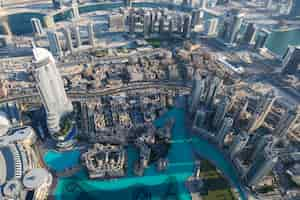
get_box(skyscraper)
[213,97,230,129]
[191,9,201,28]
[143,12,151,38]
[250,135,273,161]
[183,14,192,38]
[31,18,44,36]
[282,46,300,74]
[88,23,95,47]
[73,26,81,48]
[32,47,73,134]
[190,69,205,113]
[254,28,270,50]
[63,27,74,54]
[273,109,298,139]
[71,1,80,19]
[203,18,219,36]
[243,23,257,45]
[230,131,249,159]
[159,16,165,34]
[244,144,278,186]
[288,0,300,18]
[124,0,132,7]
[52,0,63,9]
[247,91,276,133]
[222,9,244,45]
[205,76,222,107]
[47,31,63,57]
[217,117,233,147]
[129,11,136,34]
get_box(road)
[0,81,192,104]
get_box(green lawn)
[200,160,237,200]
[146,39,161,48]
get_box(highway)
[0,81,192,104]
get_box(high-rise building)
[32,47,73,134]
[273,109,298,138]
[203,18,219,36]
[247,91,276,133]
[222,9,244,45]
[288,0,300,18]
[191,9,201,28]
[266,0,273,9]
[109,14,125,32]
[71,1,80,19]
[149,12,155,33]
[243,23,257,45]
[217,117,233,147]
[159,16,165,34]
[73,26,81,48]
[129,11,136,34]
[63,27,74,54]
[199,0,207,9]
[244,144,278,186]
[190,69,205,112]
[282,46,300,74]
[47,31,63,57]
[177,15,183,33]
[31,18,44,36]
[124,0,132,7]
[87,23,95,47]
[230,131,249,159]
[212,96,230,129]
[205,76,222,107]
[52,0,63,9]
[193,109,206,129]
[183,14,192,38]
[168,19,174,35]
[254,28,270,49]
[143,11,151,38]
[250,135,273,161]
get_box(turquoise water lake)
[44,108,246,200]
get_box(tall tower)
[247,91,276,133]
[205,76,222,107]
[230,131,249,159]
[47,31,63,57]
[73,26,81,48]
[32,47,73,135]
[31,18,44,36]
[222,9,244,45]
[217,117,233,147]
[273,109,298,139]
[183,14,192,38]
[250,135,273,161]
[129,11,136,35]
[190,69,205,113]
[243,23,257,45]
[87,23,95,47]
[254,28,270,50]
[143,11,151,38]
[203,18,219,36]
[282,46,300,75]
[212,96,230,129]
[71,1,80,19]
[244,144,278,186]
[63,27,74,54]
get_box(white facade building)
[32,47,73,134]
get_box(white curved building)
[0,126,52,200]
[32,47,73,135]
[0,112,10,137]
